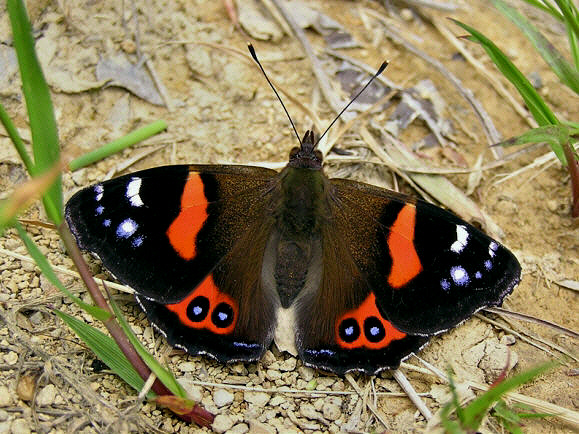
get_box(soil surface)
[0,0,577,433]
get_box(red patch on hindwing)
[387,204,422,288]
[166,172,208,260]
[336,293,406,349]
[165,274,237,335]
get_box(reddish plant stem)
[58,222,172,397]
[563,142,579,217]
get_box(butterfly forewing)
[65,165,276,302]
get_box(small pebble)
[248,419,275,434]
[500,334,516,346]
[400,8,414,21]
[213,389,234,408]
[265,369,281,381]
[0,386,13,406]
[10,419,31,434]
[178,362,197,372]
[4,352,18,365]
[28,311,43,325]
[36,384,57,406]
[546,199,559,212]
[175,378,204,402]
[0,409,8,421]
[161,419,173,432]
[120,39,137,54]
[279,358,297,371]
[300,403,322,420]
[212,414,234,433]
[229,423,249,434]
[528,71,543,89]
[322,402,341,421]
[244,391,270,407]
[298,366,314,381]
[269,395,285,407]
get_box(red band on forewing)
[166,172,208,260]
[387,204,422,288]
[336,293,406,350]
[165,274,237,335]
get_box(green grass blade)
[0,102,34,172]
[68,120,168,171]
[497,124,578,147]
[461,362,554,429]
[108,294,186,398]
[7,0,62,224]
[55,310,155,399]
[519,0,565,20]
[492,0,579,93]
[14,221,111,322]
[451,19,565,163]
[553,0,579,43]
[567,22,579,70]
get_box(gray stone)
[212,389,234,408]
[36,384,57,406]
[10,419,31,434]
[244,391,270,407]
[0,386,13,406]
[322,402,341,421]
[229,423,249,434]
[212,414,235,433]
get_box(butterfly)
[64,128,521,375]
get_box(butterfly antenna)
[315,61,388,147]
[248,44,302,146]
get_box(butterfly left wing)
[65,164,281,362]
[295,178,520,375]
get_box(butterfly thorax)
[267,157,329,307]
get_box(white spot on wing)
[450,225,469,253]
[94,184,103,201]
[126,177,144,207]
[116,218,138,238]
[451,265,469,286]
[489,241,498,257]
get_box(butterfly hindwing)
[136,211,279,362]
[65,164,280,361]
[294,220,429,375]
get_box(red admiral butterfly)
[65,132,520,375]
[65,51,520,375]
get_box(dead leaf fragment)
[16,374,37,402]
[237,0,284,41]
[96,54,164,106]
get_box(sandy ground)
[0,0,577,432]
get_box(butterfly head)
[288,130,323,169]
